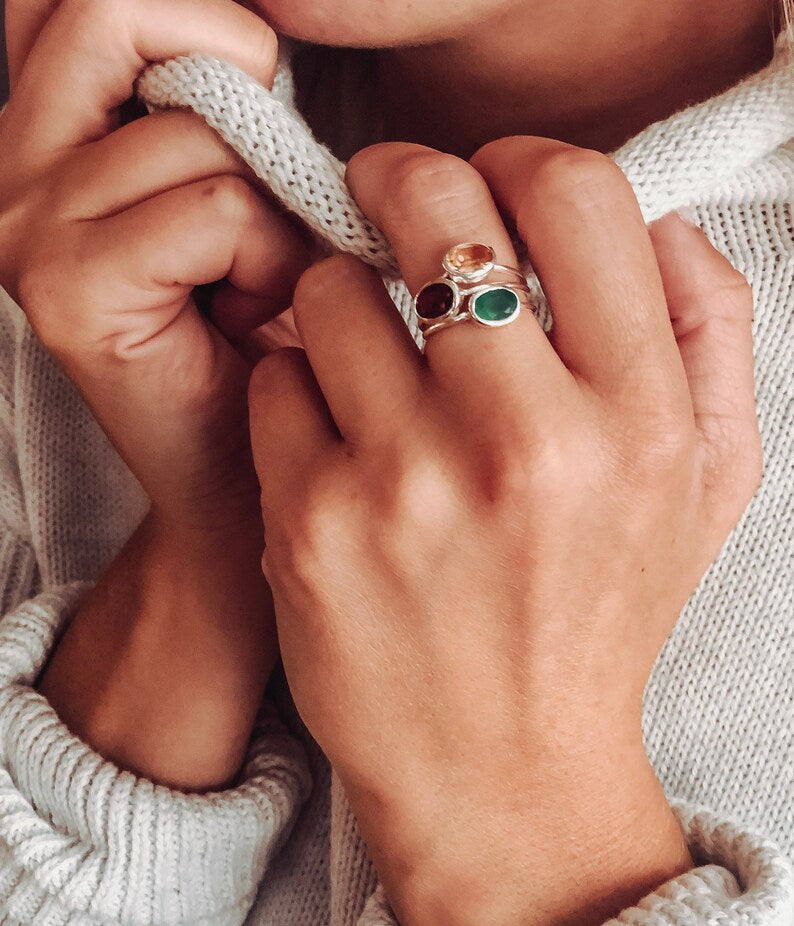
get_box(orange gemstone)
[443,243,495,279]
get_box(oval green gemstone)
[470,287,520,324]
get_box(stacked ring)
[412,243,532,343]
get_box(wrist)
[38,509,275,791]
[353,736,691,926]
[149,438,265,539]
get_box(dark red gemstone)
[415,282,455,319]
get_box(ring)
[412,243,531,342]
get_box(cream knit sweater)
[0,32,792,926]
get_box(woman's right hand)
[0,0,309,533]
[0,0,310,789]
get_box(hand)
[0,0,309,533]
[248,140,761,924]
[0,0,309,788]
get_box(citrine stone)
[471,287,520,324]
[443,243,495,280]
[416,282,456,319]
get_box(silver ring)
[412,243,531,343]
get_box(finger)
[55,110,312,330]
[57,110,254,219]
[41,176,307,354]
[237,307,303,365]
[648,214,761,497]
[5,0,277,159]
[249,347,338,510]
[290,254,424,446]
[345,143,566,409]
[210,285,306,352]
[5,0,56,90]
[471,137,689,404]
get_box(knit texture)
[134,37,794,332]
[0,586,312,924]
[0,33,792,926]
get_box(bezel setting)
[410,242,531,345]
[414,278,462,321]
[442,243,496,283]
[468,286,522,327]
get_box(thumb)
[649,212,762,519]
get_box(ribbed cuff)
[609,801,794,926]
[0,586,312,926]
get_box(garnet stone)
[415,281,456,319]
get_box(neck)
[375,0,777,158]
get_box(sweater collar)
[136,36,794,278]
[614,34,794,220]
[285,33,794,222]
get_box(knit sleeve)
[356,802,794,926]
[0,578,313,926]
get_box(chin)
[249,0,493,47]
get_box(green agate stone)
[470,287,520,325]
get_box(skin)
[255,0,776,154]
[249,144,760,925]
[2,0,310,787]
[0,0,770,918]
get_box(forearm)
[37,509,275,791]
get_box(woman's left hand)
[248,138,761,926]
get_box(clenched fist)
[1,0,309,788]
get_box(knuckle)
[715,268,754,320]
[249,347,306,408]
[524,146,628,215]
[198,175,259,225]
[17,227,105,357]
[622,412,696,479]
[468,135,513,168]
[708,421,764,514]
[369,451,460,571]
[251,22,279,77]
[382,450,456,526]
[384,148,483,218]
[475,419,570,508]
[251,345,302,389]
[263,520,316,587]
[267,476,345,588]
[478,431,536,505]
[292,254,362,321]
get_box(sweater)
[0,29,793,926]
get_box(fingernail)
[675,205,701,227]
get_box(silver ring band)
[412,243,531,343]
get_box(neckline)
[285,33,794,218]
[614,33,794,219]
